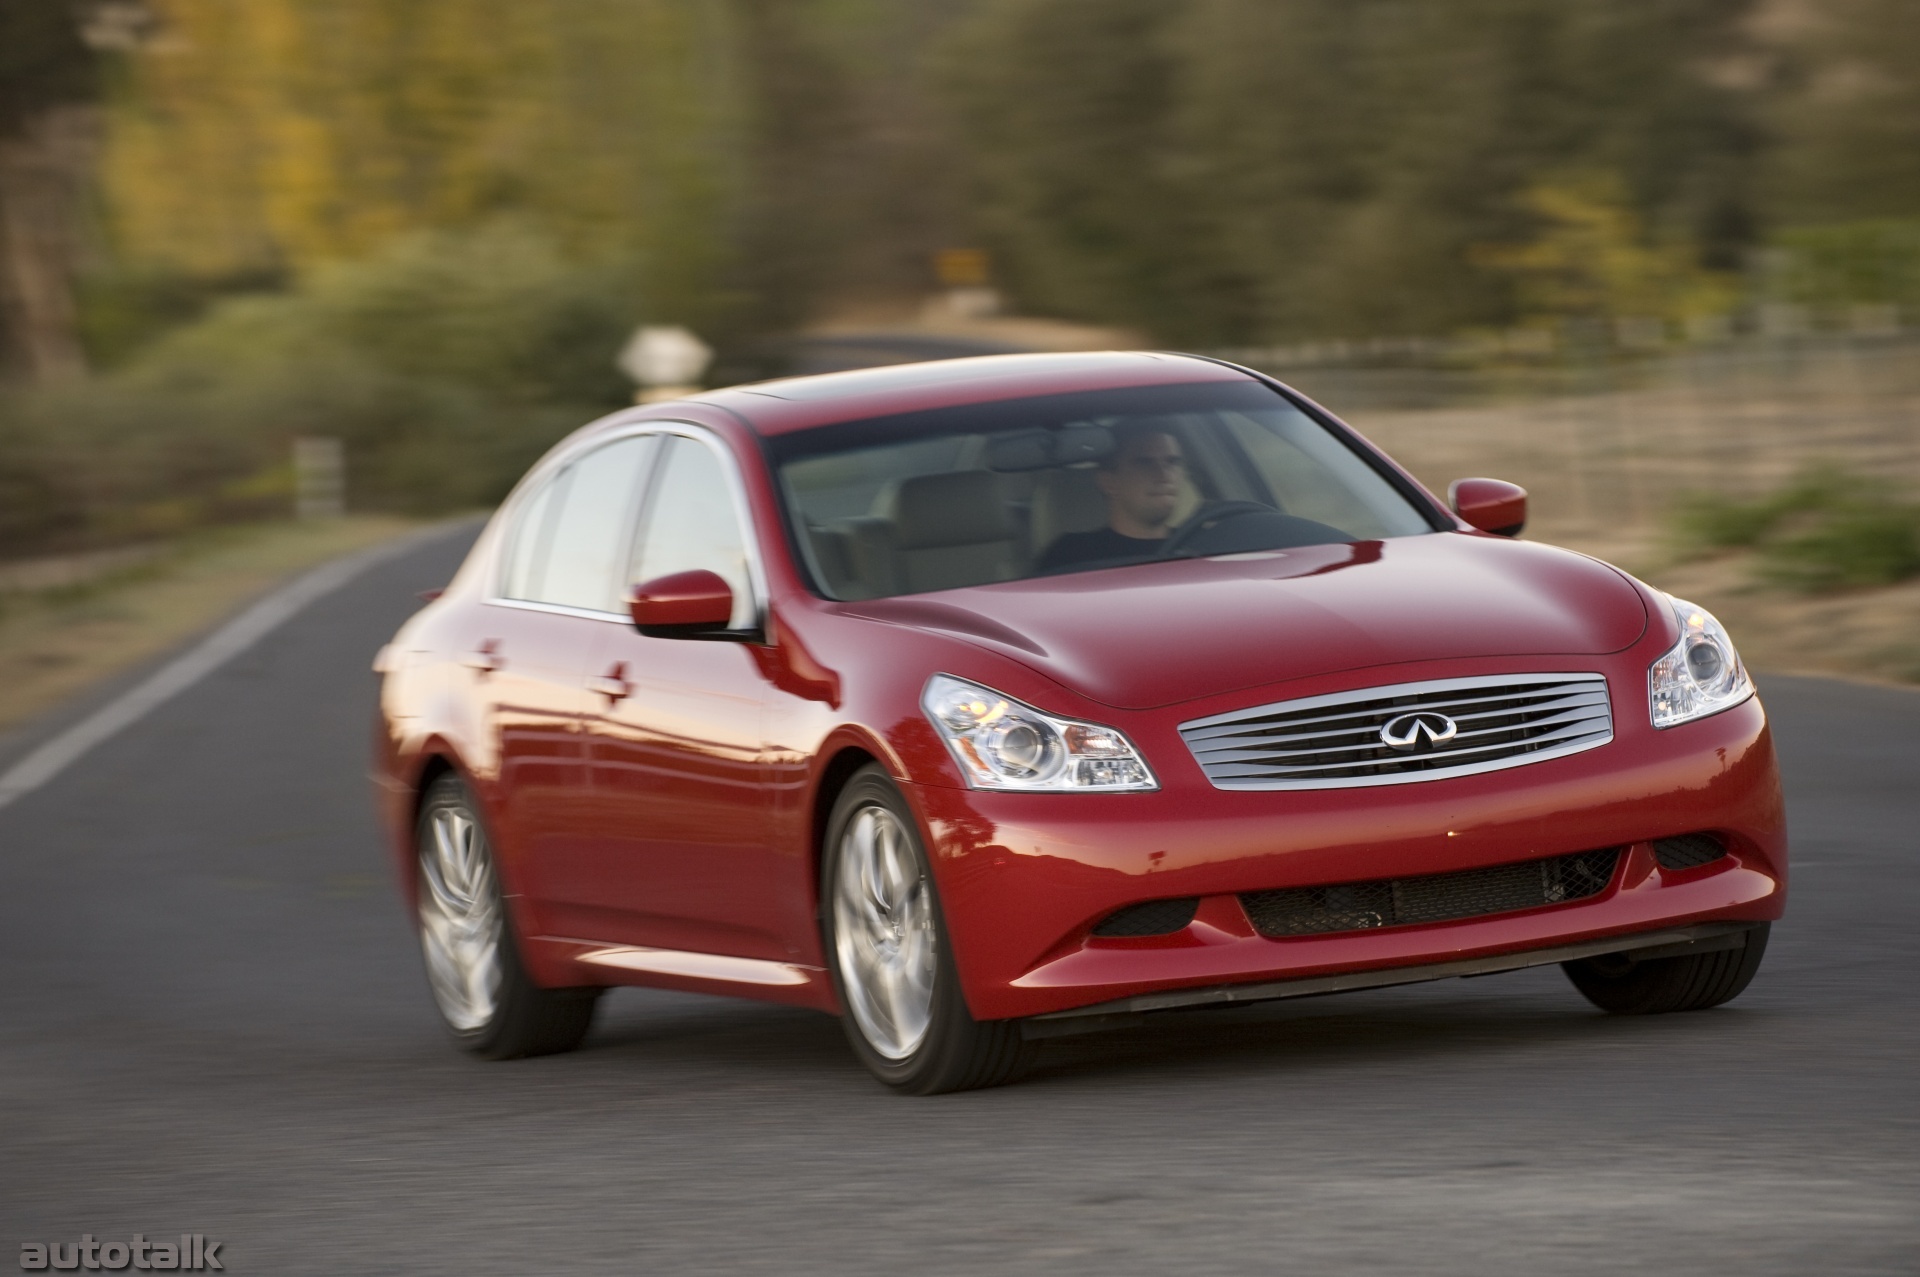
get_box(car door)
[576,430,782,958]
[479,434,657,935]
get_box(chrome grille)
[1179,673,1613,791]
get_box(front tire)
[1563,923,1770,1015]
[415,774,600,1059]
[822,766,1033,1094]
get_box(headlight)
[921,674,1157,792]
[1648,596,1753,729]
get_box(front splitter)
[1020,921,1758,1040]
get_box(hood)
[842,533,1648,711]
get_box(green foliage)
[100,0,743,328]
[1670,468,1920,593]
[943,0,1764,344]
[1771,219,1920,310]
[15,0,1920,565]
[75,265,286,369]
[727,0,974,328]
[1763,504,1920,592]
[67,0,1920,356]
[1673,493,1792,555]
[1671,469,1851,553]
[0,224,643,557]
[1473,175,1741,326]
[1765,0,1920,226]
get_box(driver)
[1035,425,1187,572]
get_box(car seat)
[1028,466,1111,560]
[856,470,1020,595]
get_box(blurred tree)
[13,0,1920,561]
[97,0,977,347]
[944,0,1764,344]
[1771,219,1920,311]
[2,221,648,558]
[1764,0,1920,225]
[939,0,1199,333]
[67,0,1920,359]
[729,0,975,330]
[0,0,111,382]
[100,0,742,323]
[1754,0,1920,312]
[1472,174,1740,326]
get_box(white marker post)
[617,325,713,404]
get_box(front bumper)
[910,695,1786,1021]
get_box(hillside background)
[1,0,1916,571]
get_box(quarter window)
[500,470,566,603]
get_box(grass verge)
[1670,468,1920,592]
[0,516,427,735]
[1625,467,1920,685]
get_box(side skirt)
[525,935,837,1012]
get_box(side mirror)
[629,569,735,638]
[1449,477,1528,537]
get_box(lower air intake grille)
[1653,833,1728,870]
[1240,847,1621,939]
[1092,897,1200,938]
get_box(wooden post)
[293,437,345,519]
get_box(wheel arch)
[810,745,882,912]
[395,745,508,908]
[412,753,459,819]
[390,751,460,912]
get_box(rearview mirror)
[1448,478,1528,537]
[629,570,735,638]
[984,423,1115,472]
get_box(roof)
[695,351,1253,437]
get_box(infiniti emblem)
[1380,711,1458,752]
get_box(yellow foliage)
[1472,174,1739,325]
[99,0,742,310]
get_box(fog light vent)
[1240,847,1621,939]
[1653,833,1728,871]
[1092,897,1200,938]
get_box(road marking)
[0,522,470,813]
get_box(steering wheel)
[1155,500,1279,559]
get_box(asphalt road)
[2,528,1916,1276]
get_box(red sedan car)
[374,352,1784,1093]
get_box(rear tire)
[1563,923,1770,1015]
[415,774,600,1060]
[822,765,1034,1094]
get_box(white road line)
[0,522,468,813]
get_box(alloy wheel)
[832,804,937,1060]
[417,800,504,1033]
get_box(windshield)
[770,379,1438,600]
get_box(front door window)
[579,432,778,954]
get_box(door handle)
[461,642,503,674]
[587,664,630,702]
